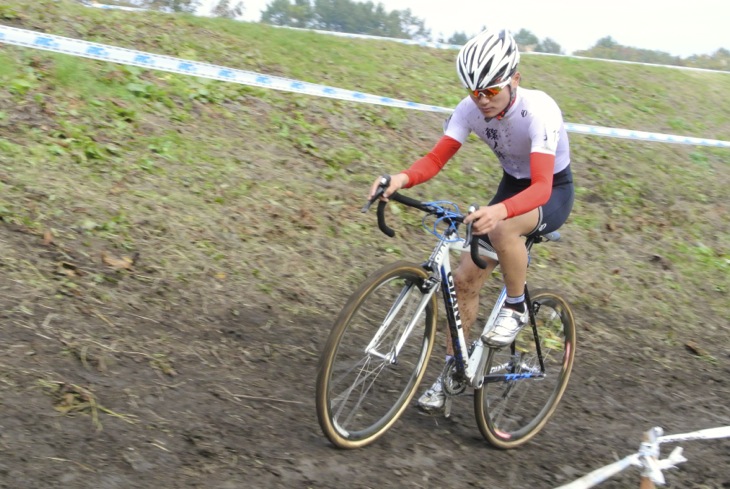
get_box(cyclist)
[368,28,574,414]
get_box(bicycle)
[316,176,577,450]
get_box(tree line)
[77,0,730,71]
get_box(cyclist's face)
[469,72,520,118]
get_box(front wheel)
[316,261,438,449]
[474,289,576,449]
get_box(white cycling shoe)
[416,376,452,417]
[482,304,529,347]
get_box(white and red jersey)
[402,87,571,218]
[444,88,570,180]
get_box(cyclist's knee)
[489,212,538,251]
[489,227,523,253]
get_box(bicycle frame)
[362,188,554,390]
[375,231,553,396]
[367,225,509,389]
[426,228,508,389]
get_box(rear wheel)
[474,289,576,449]
[316,261,438,449]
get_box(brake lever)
[464,204,479,246]
[465,204,477,244]
[361,174,391,213]
[467,204,489,270]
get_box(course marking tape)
[1,24,729,148]
[565,123,730,148]
[272,25,730,75]
[88,3,730,75]
[90,2,146,12]
[0,25,450,113]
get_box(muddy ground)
[0,221,728,489]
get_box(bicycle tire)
[316,261,438,449]
[473,288,576,449]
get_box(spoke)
[332,354,389,427]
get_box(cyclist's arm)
[501,151,555,218]
[401,135,462,188]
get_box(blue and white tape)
[0,25,450,114]
[1,24,728,148]
[565,123,730,148]
[90,2,146,12]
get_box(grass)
[0,0,728,337]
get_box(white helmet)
[456,29,520,90]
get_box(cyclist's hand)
[464,204,508,235]
[368,173,409,201]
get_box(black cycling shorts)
[489,165,575,237]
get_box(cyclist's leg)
[488,210,539,297]
[446,252,496,355]
[485,166,574,296]
[484,177,574,346]
[417,251,496,414]
[480,212,539,346]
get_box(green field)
[2,1,727,329]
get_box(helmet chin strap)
[485,85,518,122]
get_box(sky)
[199,0,730,57]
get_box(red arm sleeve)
[501,152,555,218]
[402,135,462,188]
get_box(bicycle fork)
[364,277,439,363]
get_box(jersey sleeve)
[501,152,555,218]
[402,135,462,188]
[528,94,563,156]
[443,97,473,144]
[500,94,563,217]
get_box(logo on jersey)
[485,128,498,141]
[521,110,528,118]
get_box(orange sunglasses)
[469,77,512,99]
